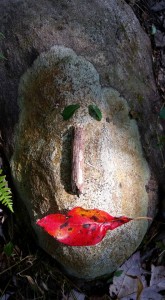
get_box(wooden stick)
[71,126,84,196]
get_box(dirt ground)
[0,1,165,299]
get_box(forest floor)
[0,0,165,299]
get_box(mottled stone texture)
[11,46,157,279]
[0,0,162,279]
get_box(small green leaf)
[0,53,7,60]
[0,32,5,39]
[156,241,165,250]
[3,242,14,257]
[157,135,165,148]
[159,107,165,119]
[114,270,123,277]
[106,270,123,283]
[151,24,156,35]
[61,104,80,120]
[106,275,113,284]
[88,104,102,121]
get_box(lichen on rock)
[11,46,157,279]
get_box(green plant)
[159,107,165,120]
[0,53,6,60]
[3,241,14,256]
[0,32,6,60]
[0,169,13,212]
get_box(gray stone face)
[11,46,157,279]
[0,0,162,279]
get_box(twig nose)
[71,126,84,196]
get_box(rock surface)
[11,46,157,279]
[0,0,162,279]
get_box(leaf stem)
[134,217,153,221]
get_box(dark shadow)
[60,126,75,194]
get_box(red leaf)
[36,207,132,246]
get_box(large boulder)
[0,0,162,279]
[11,45,157,279]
